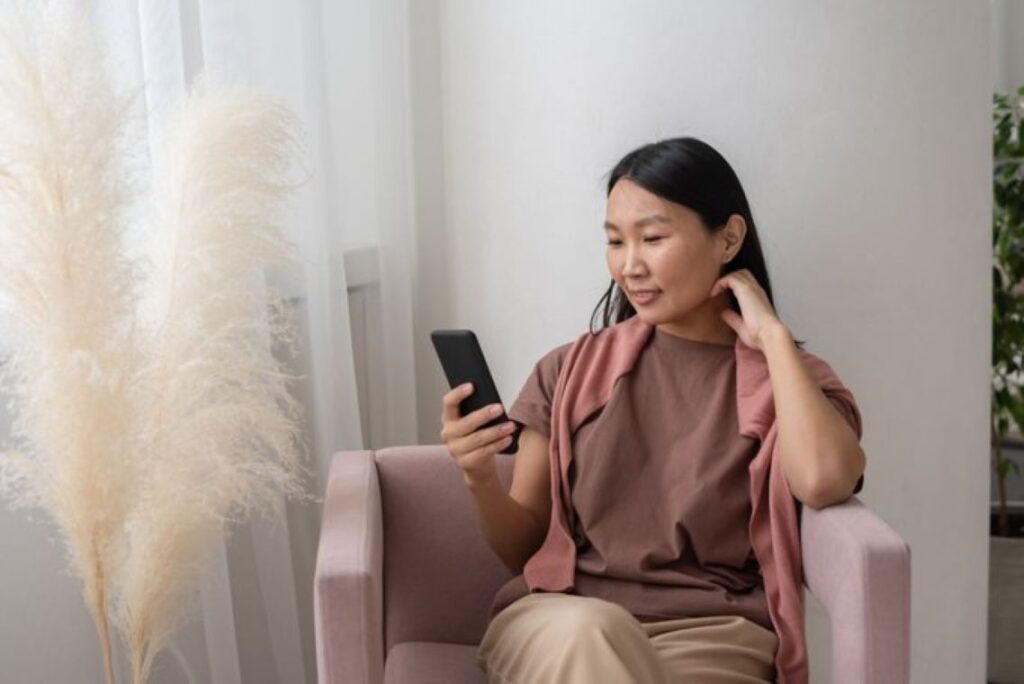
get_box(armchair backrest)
[376,446,515,654]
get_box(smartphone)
[430,329,521,455]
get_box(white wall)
[993,0,1024,94]
[0,1,996,681]
[413,1,992,682]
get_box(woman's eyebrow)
[603,214,672,231]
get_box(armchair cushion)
[383,643,485,684]
[377,447,514,652]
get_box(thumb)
[721,309,743,332]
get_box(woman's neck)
[654,295,737,346]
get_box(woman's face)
[604,178,745,339]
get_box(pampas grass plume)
[0,2,311,682]
[117,75,310,683]
[0,3,141,682]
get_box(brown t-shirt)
[488,326,861,631]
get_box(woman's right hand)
[440,383,517,486]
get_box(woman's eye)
[605,237,662,247]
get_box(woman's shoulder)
[508,340,577,434]
[533,320,643,379]
[535,324,631,375]
[793,344,849,388]
[534,340,574,376]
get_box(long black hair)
[589,136,806,350]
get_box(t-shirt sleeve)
[506,342,573,439]
[825,392,865,495]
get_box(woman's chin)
[634,308,663,324]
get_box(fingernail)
[490,404,503,416]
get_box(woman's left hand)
[709,269,786,352]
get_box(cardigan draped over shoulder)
[519,315,864,684]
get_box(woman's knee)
[478,595,668,683]
[539,596,640,639]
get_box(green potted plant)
[989,84,1024,684]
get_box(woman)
[439,137,866,684]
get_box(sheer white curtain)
[89,0,420,681]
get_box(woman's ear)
[722,214,747,255]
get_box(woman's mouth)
[631,290,660,305]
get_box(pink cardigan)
[521,315,863,684]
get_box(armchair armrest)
[314,451,384,684]
[801,496,911,684]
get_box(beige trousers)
[476,593,779,684]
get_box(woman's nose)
[622,249,647,275]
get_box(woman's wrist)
[463,463,501,491]
[760,320,793,350]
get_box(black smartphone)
[430,329,521,455]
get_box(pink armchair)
[314,446,911,684]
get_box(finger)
[721,309,743,332]
[462,432,514,464]
[442,400,506,446]
[441,382,475,424]
[459,401,506,436]
[728,272,754,292]
[450,417,512,454]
